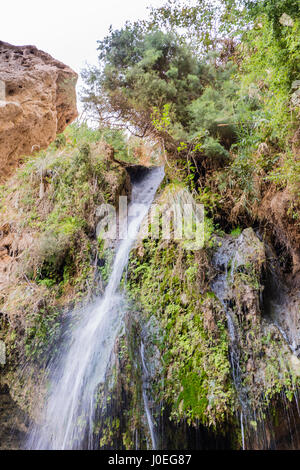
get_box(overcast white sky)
[1,0,163,109]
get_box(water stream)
[211,236,250,450]
[26,166,164,450]
[141,341,158,450]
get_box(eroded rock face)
[211,228,300,448]
[0,384,28,450]
[0,41,78,181]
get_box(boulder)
[0,41,78,181]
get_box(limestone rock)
[0,41,78,181]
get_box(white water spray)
[141,342,157,450]
[27,166,164,450]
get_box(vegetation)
[127,236,235,428]
[83,0,300,215]
[0,124,133,412]
[81,0,300,446]
[1,0,300,450]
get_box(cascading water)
[141,342,157,450]
[211,235,252,450]
[26,166,165,450]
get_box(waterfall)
[211,236,250,450]
[141,342,157,450]
[26,166,165,450]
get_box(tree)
[149,0,248,53]
[82,25,213,147]
[82,19,243,164]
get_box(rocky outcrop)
[0,41,78,181]
[212,228,300,448]
[0,384,28,450]
[259,187,300,280]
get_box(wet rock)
[211,228,300,449]
[202,297,224,338]
[263,242,300,357]
[212,227,266,324]
[290,354,300,376]
[0,384,28,449]
[246,358,255,373]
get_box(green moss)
[0,124,132,414]
[24,306,61,362]
[178,370,209,419]
[127,237,235,428]
[230,227,242,237]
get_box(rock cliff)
[0,41,78,181]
